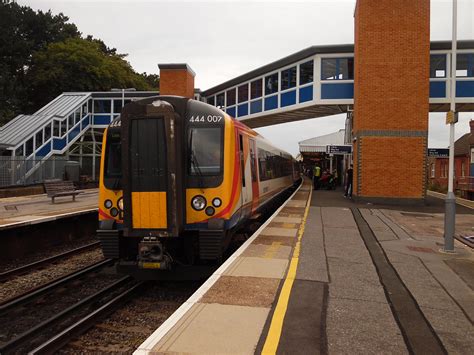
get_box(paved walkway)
[135,182,473,354]
[0,189,98,228]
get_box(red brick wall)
[354,0,430,200]
[159,69,195,98]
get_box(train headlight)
[110,207,119,217]
[117,198,123,211]
[212,198,222,208]
[205,206,215,216]
[104,199,113,209]
[191,195,207,211]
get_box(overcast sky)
[21,0,474,156]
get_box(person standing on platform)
[344,164,353,198]
[313,164,321,190]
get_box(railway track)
[0,259,137,354]
[0,241,101,283]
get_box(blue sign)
[427,148,449,158]
[326,145,352,154]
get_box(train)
[97,96,300,279]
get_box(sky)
[20,0,474,156]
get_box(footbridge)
[201,41,474,128]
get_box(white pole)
[444,0,457,252]
[122,88,125,108]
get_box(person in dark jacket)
[344,164,353,198]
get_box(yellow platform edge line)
[261,186,312,354]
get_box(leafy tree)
[141,72,160,90]
[25,38,153,110]
[0,1,80,124]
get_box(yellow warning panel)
[132,192,167,229]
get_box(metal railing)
[0,156,97,188]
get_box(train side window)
[239,134,245,187]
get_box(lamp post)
[444,0,457,253]
[111,88,136,108]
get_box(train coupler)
[138,238,171,270]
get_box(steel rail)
[0,258,113,310]
[29,281,145,355]
[0,276,134,354]
[0,241,101,282]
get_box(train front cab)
[98,97,238,279]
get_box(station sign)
[326,145,352,155]
[427,148,449,158]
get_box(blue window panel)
[68,126,80,142]
[280,90,296,107]
[429,82,446,98]
[299,86,313,103]
[81,115,90,130]
[321,83,354,99]
[53,138,66,151]
[264,95,278,111]
[237,103,248,117]
[94,114,111,125]
[456,81,474,97]
[250,99,262,114]
[226,106,236,117]
[36,140,51,158]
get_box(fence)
[0,156,99,188]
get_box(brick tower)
[353,0,430,203]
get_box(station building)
[428,120,474,200]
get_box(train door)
[249,138,259,212]
[129,117,168,230]
[239,134,252,207]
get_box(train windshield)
[104,129,122,189]
[188,127,222,175]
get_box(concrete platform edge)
[134,181,303,354]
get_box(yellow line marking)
[261,185,312,354]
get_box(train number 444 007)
[189,115,222,123]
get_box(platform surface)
[136,181,473,354]
[0,189,98,229]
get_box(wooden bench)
[44,179,82,203]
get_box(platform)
[135,180,474,354]
[0,189,98,230]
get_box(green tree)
[141,72,160,90]
[0,1,80,124]
[25,38,153,110]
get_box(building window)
[207,96,215,106]
[35,131,43,149]
[251,79,262,99]
[25,138,33,157]
[321,58,354,80]
[456,54,474,77]
[238,84,249,103]
[265,73,279,95]
[430,163,435,178]
[94,99,111,113]
[441,162,448,178]
[113,100,123,114]
[226,88,236,106]
[461,161,465,177]
[61,118,67,137]
[82,102,88,116]
[53,120,60,137]
[216,93,225,107]
[281,66,296,90]
[430,55,446,78]
[44,123,52,141]
[68,113,74,128]
[471,148,474,164]
[300,60,313,85]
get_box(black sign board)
[427,148,449,158]
[326,145,352,155]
